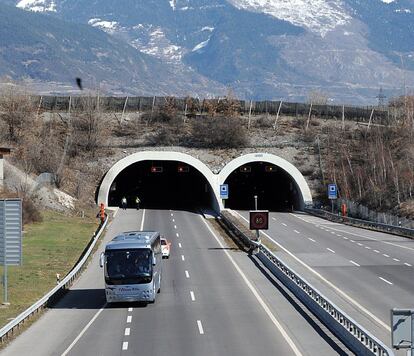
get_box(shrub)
[190,116,248,148]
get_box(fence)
[336,199,414,230]
[33,95,391,122]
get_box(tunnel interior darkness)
[224,162,301,211]
[108,160,214,210]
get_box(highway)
[1,209,344,356]
[235,210,414,349]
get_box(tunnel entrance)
[108,160,214,210]
[224,162,301,211]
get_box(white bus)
[100,231,162,303]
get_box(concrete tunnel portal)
[97,152,312,212]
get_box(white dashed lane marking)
[128,308,133,312]
[327,248,335,254]
[365,246,371,250]
[357,243,363,246]
[174,225,177,229]
[383,254,390,258]
[294,230,300,234]
[405,263,412,267]
[374,250,380,253]
[393,258,400,262]
[185,270,190,278]
[124,328,130,336]
[178,243,182,248]
[190,291,195,301]
[308,238,316,242]
[379,277,393,285]
[282,223,287,227]
[350,260,360,267]
[197,320,204,335]
[176,233,180,237]
[122,342,128,351]
[181,255,185,261]
[127,315,132,323]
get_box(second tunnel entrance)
[223,162,301,211]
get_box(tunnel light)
[178,165,189,173]
[265,166,276,172]
[151,166,163,173]
[239,166,251,173]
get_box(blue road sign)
[220,184,229,199]
[328,184,337,200]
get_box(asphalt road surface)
[236,209,414,351]
[1,209,345,356]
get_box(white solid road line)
[234,211,390,332]
[185,270,190,278]
[197,320,204,335]
[125,328,130,336]
[140,209,146,230]
[181,255,185,261]
[350,260,360,267]
[294,230,300,234]
[190,291,195,301]
[127,315,132,323]
[122,342,128,351]
[379,277,393,285]
[200,216,303,356]
[61,304,107,356]
[308,238,316,242]
[178,243,182,248]
[327,248,335,254]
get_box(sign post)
[328,184,337,214]
[220,184,229,200]
[249,195,269,247]
[0,199,22,305]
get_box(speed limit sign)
[249,210,269,230]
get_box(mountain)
[0,3,226,96]
[2,0,414,103]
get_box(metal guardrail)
[305,208,414,239]
[219,212,394,356]
[0,215,108,343]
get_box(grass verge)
[0,211,98,329]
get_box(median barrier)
[218,211,394,356]
[0,215,108,343]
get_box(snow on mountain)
[129,25,185,64]
[226,0,350,35]
[17,0,55,12]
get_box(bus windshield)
[105,248,152,285]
